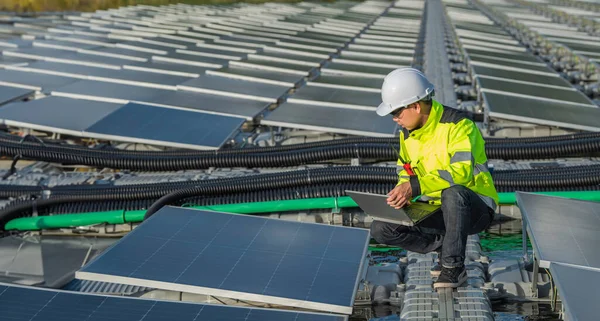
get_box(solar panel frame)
[77,207,370,314]
[0,282,348,321]
[516,192,600,270]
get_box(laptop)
[346,190,441,226]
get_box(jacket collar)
[407,99,442,139]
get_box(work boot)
[433,265,467,289]
[430,250,442,277]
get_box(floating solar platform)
[308,74,382,92]
[0,86,34,106]
[549,263,600,321]
[471,65,571,88]
[207,66,304,87]
[476,76,594,105]
[483,92,600,132]
[178,75,289,103]
[516,192,600,270]
[0,96,123,135]
[262,101,397,137]
[77,207,369,314]
[0,283,347,321]
[0,68,79,93]
[85,102,245,150]
[288,86,380,110]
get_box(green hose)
[5,191,600,231]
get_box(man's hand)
[387,182,413,209]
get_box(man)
[370,68,498,289]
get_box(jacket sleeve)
[396,160,410,186]
[409,120,477,196]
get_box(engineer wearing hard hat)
[370,68,498,289]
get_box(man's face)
[391,103,421,130]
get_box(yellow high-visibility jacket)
[397,100,499,210]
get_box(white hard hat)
[376,67,435,116]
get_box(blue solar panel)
[85,102,245,149]
[0,96,123,132]
[0,283,347,321]
[77,207,369,314]
[0,85,33,106]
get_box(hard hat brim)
[376,102,391,116]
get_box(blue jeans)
[370,185,494,268]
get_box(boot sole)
[433,273,468,289]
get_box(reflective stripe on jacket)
[396,99,499,210]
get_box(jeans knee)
[370,220,400,244]
[441,185,470,202]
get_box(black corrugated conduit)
[2,164,600,199]
[1,133,600,171]
[1,165,599,228]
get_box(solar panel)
[16,61,192,89]
[77,207,369,314]
[152,52,228,68]
[477,77,594,105]
[471,65,570,87]
[468,55,550,73]
[85,102,244,149]
[0,283,347,321]
[248,52,323,66]
[288,85,380,109]
[207,66,304,87]
[321,62,390,78]
[516,192,600,269]
[0,96,122,136]
[52,80,161,103]
[178,75,289,103]
[308,74,382,92]
[176,47,249,60]
[483,92,600,131]
[229,59,313,76]
[123,61,210,77]
[464,48,541,62]
[549,263,600,321]
[262,101,398,136]
[0,69,79,93]
[0,85,33,106]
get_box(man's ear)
[414,102,422,114]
